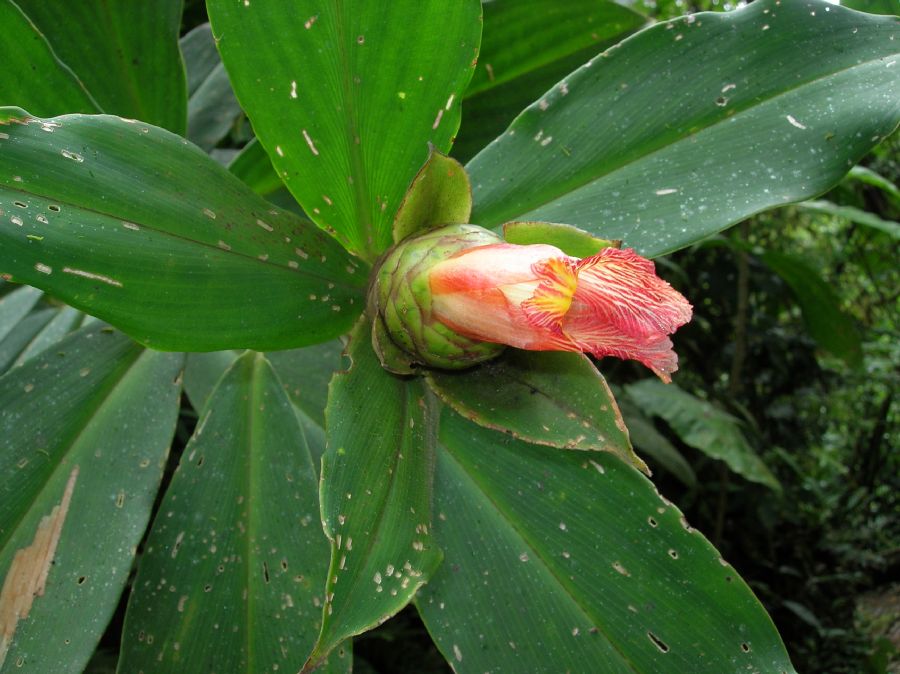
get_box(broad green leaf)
[307,320,442,669]
[12,0,186,133]
[229,139,286,198]
[182,23,242,152]
[0,110,366,351]
[426,350,648,474]
[618,396,697,488]
[393,149,472,243]
[207,0,483,260]
[760,250,864,367]
[797,199,900,239]
[119,352,350,673]
[503,220,620,257]
[418,411,795,674]
[453,0,646,162]
[468,0,900,258]
[0,325,182,673]
[0,285,41,343]
[626,379,780,490]
[0,1,99,116]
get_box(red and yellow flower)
[370,224,692,381]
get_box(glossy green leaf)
[207,0,483,260]
[797,199,900,239]
[626,379,780,490]
[393,149,472,243]
[418,410,795,674]
[503,220,620,257]
[307,320,442,669]
[0,110,366,351]
[0,325,182,673]
[0,1,99,116]
[182,23,242,152]
[618,396,697,488]
[120,352,349,673]
[12,0,186,133]
[0,285,41,343]
[468,0,900,258]
[453,0,646,162]
[761,250,864,367]
[427,350,649,474]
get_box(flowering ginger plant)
[371,224,692,381]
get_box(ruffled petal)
[561,247,692,382]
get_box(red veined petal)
[561,247,692,381]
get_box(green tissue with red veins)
[370,224,692,380]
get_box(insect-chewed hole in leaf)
[668,549,679,560]
[741,642,752,653]
[647,631,669,653]
[647,516,658,527]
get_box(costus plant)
[0,1,897,672]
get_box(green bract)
[370,224,505,374]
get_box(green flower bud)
[369,224,506,373]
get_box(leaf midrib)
[333,0,377,261]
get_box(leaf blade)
[0,111,366,351]
[119,352,349,673]
[418,411,795,673]
[207,0,483,259]
[0,325,182,673]
[307,320,442,667]
[468,0,900,257]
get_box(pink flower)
[428,243,693,382]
